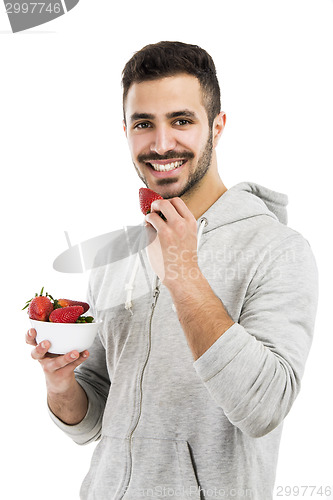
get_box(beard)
[133,130,213,199]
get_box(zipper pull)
[151,286,160,309]
[151,275,160,309]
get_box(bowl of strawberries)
[23,287,101,354]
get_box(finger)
[53,350,89,371]
[26,328,37,346]
[42,350,90,372]
[150,199,180,224]
[71,350,90,369]
[168,197,195,221]
[31,340,51,360]
[144,221,158,245]
[145,211,167,232]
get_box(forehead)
[125,74,206,119]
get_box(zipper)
[120,275,160,498]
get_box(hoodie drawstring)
[125,217,208,314]
[125,254,140,314]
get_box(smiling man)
[26,42,318,500]
[125,74,224,212]
[123,55,227,220]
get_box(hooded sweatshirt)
[49,182,318,500]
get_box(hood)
[198,182,288,233]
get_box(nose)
[150,125,177,156]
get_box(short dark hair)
[122,41,221,127]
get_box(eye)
[134,122,152,130]
[174,119,191,126]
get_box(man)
[26,41,318,499]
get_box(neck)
[181,162,227,220]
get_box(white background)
[1,0,332,499]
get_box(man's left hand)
[145,198,200,288]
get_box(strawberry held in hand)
[139,188,163,215]
[139,187,167,221]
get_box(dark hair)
[122,41,221,126]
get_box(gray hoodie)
[49,182,318,500]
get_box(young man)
[26,42,318,499]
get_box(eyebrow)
[166,110,197,120]
[129,109,197,123]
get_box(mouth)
[146,159,187,173]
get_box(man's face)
[124,74,214,199]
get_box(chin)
[152,181,185,198]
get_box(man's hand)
[145,197,200,288]
[145,197,234,360]
[26,328,89,424]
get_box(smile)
[147,160,187,172]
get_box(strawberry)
[49,305,84,323]
[23,288,94,323]
[23,287,54,322]
[28,296,53,321]
[139,188,163,215]
[56,298,90,313]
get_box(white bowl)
[30,319,102,355]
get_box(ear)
[212,112,226,148]
[123,120,127,138]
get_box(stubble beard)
[133,130,213,199]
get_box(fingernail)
[70,353,78,359]
[27,330,32,337]
[41,342,46,349]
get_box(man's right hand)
[26,328,90,424]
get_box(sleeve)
[193,233,318,438]
[48,276,111,445]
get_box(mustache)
[138,151,194,162]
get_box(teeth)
[150,160,185,172]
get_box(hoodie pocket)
[127,437,201,499]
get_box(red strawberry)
[139,188,163,215]
[49,305,84,323]
[57,298,90,313]
[28,296,54,321]
[23,287,54,321]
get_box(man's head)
[122,42,226,208]
[122,41,221,128]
